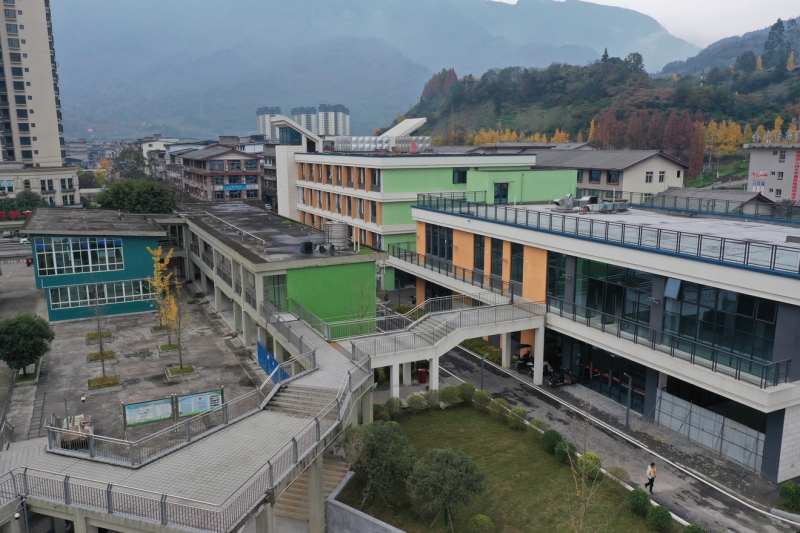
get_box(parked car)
[1,230,11,238]
[19,237,29,244]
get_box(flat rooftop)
[22,208,165,237]
[176,203,374,264]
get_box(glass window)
[228,176,241,184]
[510,243,524,283]
[245,175,258,184]
[229,190,241,199]
[279,127,303,146]
[244,159,258,169]
[645,171,653,183]
[474,234,484,271]
[12,81,23,91]
[34,236,124,276]
[7,38,18,48]
[589,170,601,183]
[425,224,453,261]
[246,189,258,198]
[658,171,665,183]
[607,171,619,184]
[576,170,582,182]
[3,9,15,19]
[229,160,241,170]
[16,109,26,118]
[213,176,224,185]
[490,238,503,278]
[214,191,224,199]
[452,168,467,184]
[10,67,21,77]
[209,160,224,170]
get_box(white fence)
[655,389,764,471]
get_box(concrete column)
[243,313,253,346]
[391,364,400,399]
[308,454,325,533]
[214,285,222,312]
[234,301,243,334]
[402,362,412,385]
[429,357,440,390]
[501,332,512,368]
[258,326,268,348]
[200,270,208,294]
[361,389,373,424]
[255,501,277,533]
[532,327,545,386]
[53,518,68,533]
[71,512,98,533]
[8,511,24,533]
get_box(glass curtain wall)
[575,258,653,327]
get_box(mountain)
[661,17,800,75]
[50,0,699,139]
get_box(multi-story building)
[256,106,281,139]
[520,149,689,200]
[388,191,800,482]
[291,107,318,135]
[64,138,87,166]
[179,144,262,202]
[0,0,65,167]
[0,163,79,206]
[745,142,800,203]
[317,104,350,136]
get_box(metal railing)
[546,296,790,389]
[622,191,800,224]
[415,193,800,276]
[0,372,15,450]
[45,350,317,467]
[244,287,257,309]
[388,242,515,297]
[7,354,372,533]
[234,280,242,296]
[352,300,544,360]
[202,252,214,268]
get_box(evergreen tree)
[601,48,609,62]
[763,19,789,68]
[734,51,757,73]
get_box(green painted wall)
[287,261,376,321]
[382,168,465,194]
[382,266,395,291]
[382,201,417,226]
[382,233,415,249]
[466,169,575,204]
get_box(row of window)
[427,225,524,284]
[212,175,258,185]
[300,188,378,221]
[50,280,154,310]
[213,189,259,200]
[301,164,382,191]
[208,160,258,170]
[34,236,124,276]
[578,169,682,184]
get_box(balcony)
[245,286,257,309]
[546,296,790,389]
[234,280,242,296]
[202,252,214,268]
[216,265,232,286]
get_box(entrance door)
[494,183,509,204]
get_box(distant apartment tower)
[256,107,281,139]
[291,107,318,135]
[318,104,350,136]
[0,1,64,167]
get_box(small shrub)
[606,465,630,483]
[87,350,116,362]
[88,375,120,389]
[683,525,708,533]
[467,514,495,533]
[487,352,502,365]
[474,390,492,412]
[457,381,476,403]
[373,404,391,422]
[555,441,577,465]
[86,330,112,341]
[343,424,371,463]
[406,394,427,414]
[439,386,461,407]
[579,452,602,481]
[780,482,800,512]
[489,398,510,421]
[424,389,440,409]
[167,365,195,376]
[627,488,651,518]
[508,407,528,430]
[385,397,403,418]
[647,506,673,532]
[160,343,181,351]
[531,418,548,432]
[541,430,563,453]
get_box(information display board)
[178,390,223,418]
[124,398,173,427]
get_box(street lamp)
[623,373,632,430]
[14,496,30,533]
[64,394,86,423]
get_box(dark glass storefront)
[547,329,647,414]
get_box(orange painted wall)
[522,246,548,303]
[416,279,426,306]
[452,230,473,270]
[520,329,537,350]
[502,240,511,281]
[416,222,426,252]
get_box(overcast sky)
[493,0,799,48]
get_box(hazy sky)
[493,0,799,48]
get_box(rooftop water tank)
[325,221,349,250]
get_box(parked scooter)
[547,367,577,388]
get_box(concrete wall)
[747,146,800,202]
[778,403,800,481]
[327,472,406,533]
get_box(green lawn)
[338,407,680,533]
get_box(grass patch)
[160,343,181,351]
[87,351,116,362]
[338,408,680,533]
[460,338,502,365]
[151,325,169,332]
[16,360,39,382]
[88,375,120,389]
[281,220,293,225]
[86,330,112,341]
[167,365,195,376]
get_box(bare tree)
[172,268,187,368]
[91,283,108,378]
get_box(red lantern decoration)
[9,210,20,220]
[0,212,6,220]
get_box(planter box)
[165,366,199,383]
[86,384,123,396]
[16,361,41,387]
[87,375,122,393]
[149,326,169,334]
[87,357,119,369]
[86,335,114,347]
[157,345,186,357]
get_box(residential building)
[0,0,65,167]
[388,191,800,483]
[317,104,350,136]
[256,106,281,139]
[179,144,262,202]
[291,107,318,135]
[0,164,79,206]
[520,149,689,200]
[64,138,87,166]
[745,142,800,203]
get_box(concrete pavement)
[439,347,795,533]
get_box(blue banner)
[257,342,291,382]
[222,184,247,190]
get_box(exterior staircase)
[275,456,349,521]
[264,384,339,418]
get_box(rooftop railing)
[621,191,800,224]
[388,242,516,297]
[415,193,800,276]
[546,296,790,389]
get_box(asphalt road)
[439,348,796,533]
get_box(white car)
[18,237,29,244]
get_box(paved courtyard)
[7,283,267,442]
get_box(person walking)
[644,462,657,493]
